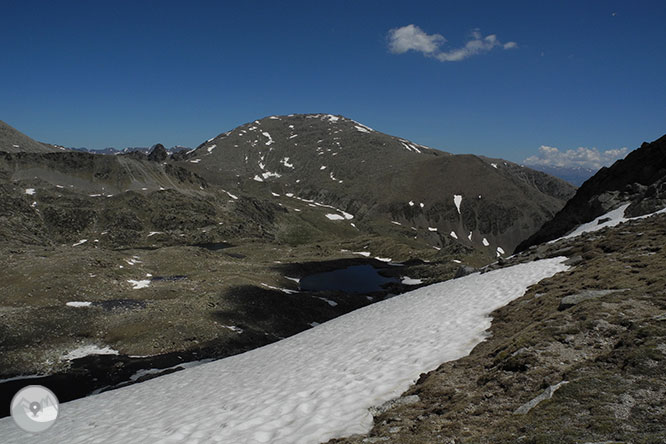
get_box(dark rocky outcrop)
[147,144,168,162]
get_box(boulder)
[558,289,624,310]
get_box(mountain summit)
[179,113,576,253]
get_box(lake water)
[299,264,397,293]
[193,242,232,251]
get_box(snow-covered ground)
[0,258,568,444]
[557,203,666,241]
[62,345,119,361]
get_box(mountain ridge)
[176,113,576,253]
[516,133,666,252]
[0,120,60,153]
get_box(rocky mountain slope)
[0,115,575,413]
[517,133,666,252]
[67,145,191,156]
[179,114,576,254]
[328,211,666,444]
[328,131,666,444]
[0,149,208,246]
[0,120,60,153]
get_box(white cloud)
[387,25,517,62]
[523,145,629,170]
[388,24,445,54]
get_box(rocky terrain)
[0,116,576,408]
[181,114,575,254]
[517,134,666,252]
[66,144,191,156]
[328,211,666,444]
[0,120,60,153]
[328,134,666,444]
[1,116,664,440]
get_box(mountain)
[327,201,666,444]
[1,117,661,442]
[325,133,666,444]
[516,133,666,252]
[3,173,665,443]
[523,164,597,186]
[0,120,60,153]
[0,146,208,246]
[68,145,192,155]
[0,115,575,411]
[177,114,576,254]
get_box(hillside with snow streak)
[0,258,568,444]
[178,113,575,254]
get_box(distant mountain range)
[66,146,192,155]
[523,164,597,187]
[0,114,576,254]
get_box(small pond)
[299,264,397,293]
[192,242,232,251]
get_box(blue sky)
[1,1,664,167]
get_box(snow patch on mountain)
[261,171,281,180]
[351,120,374,133]
[66,301,92,308]
[558,203,666,242]
[454,194,462,214]
[262,132,274,146]
[63,345,119,361]
[127,279,150,289]
[401,277,423,285]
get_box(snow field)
[556,203,666,242]
[0,258,568,444]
